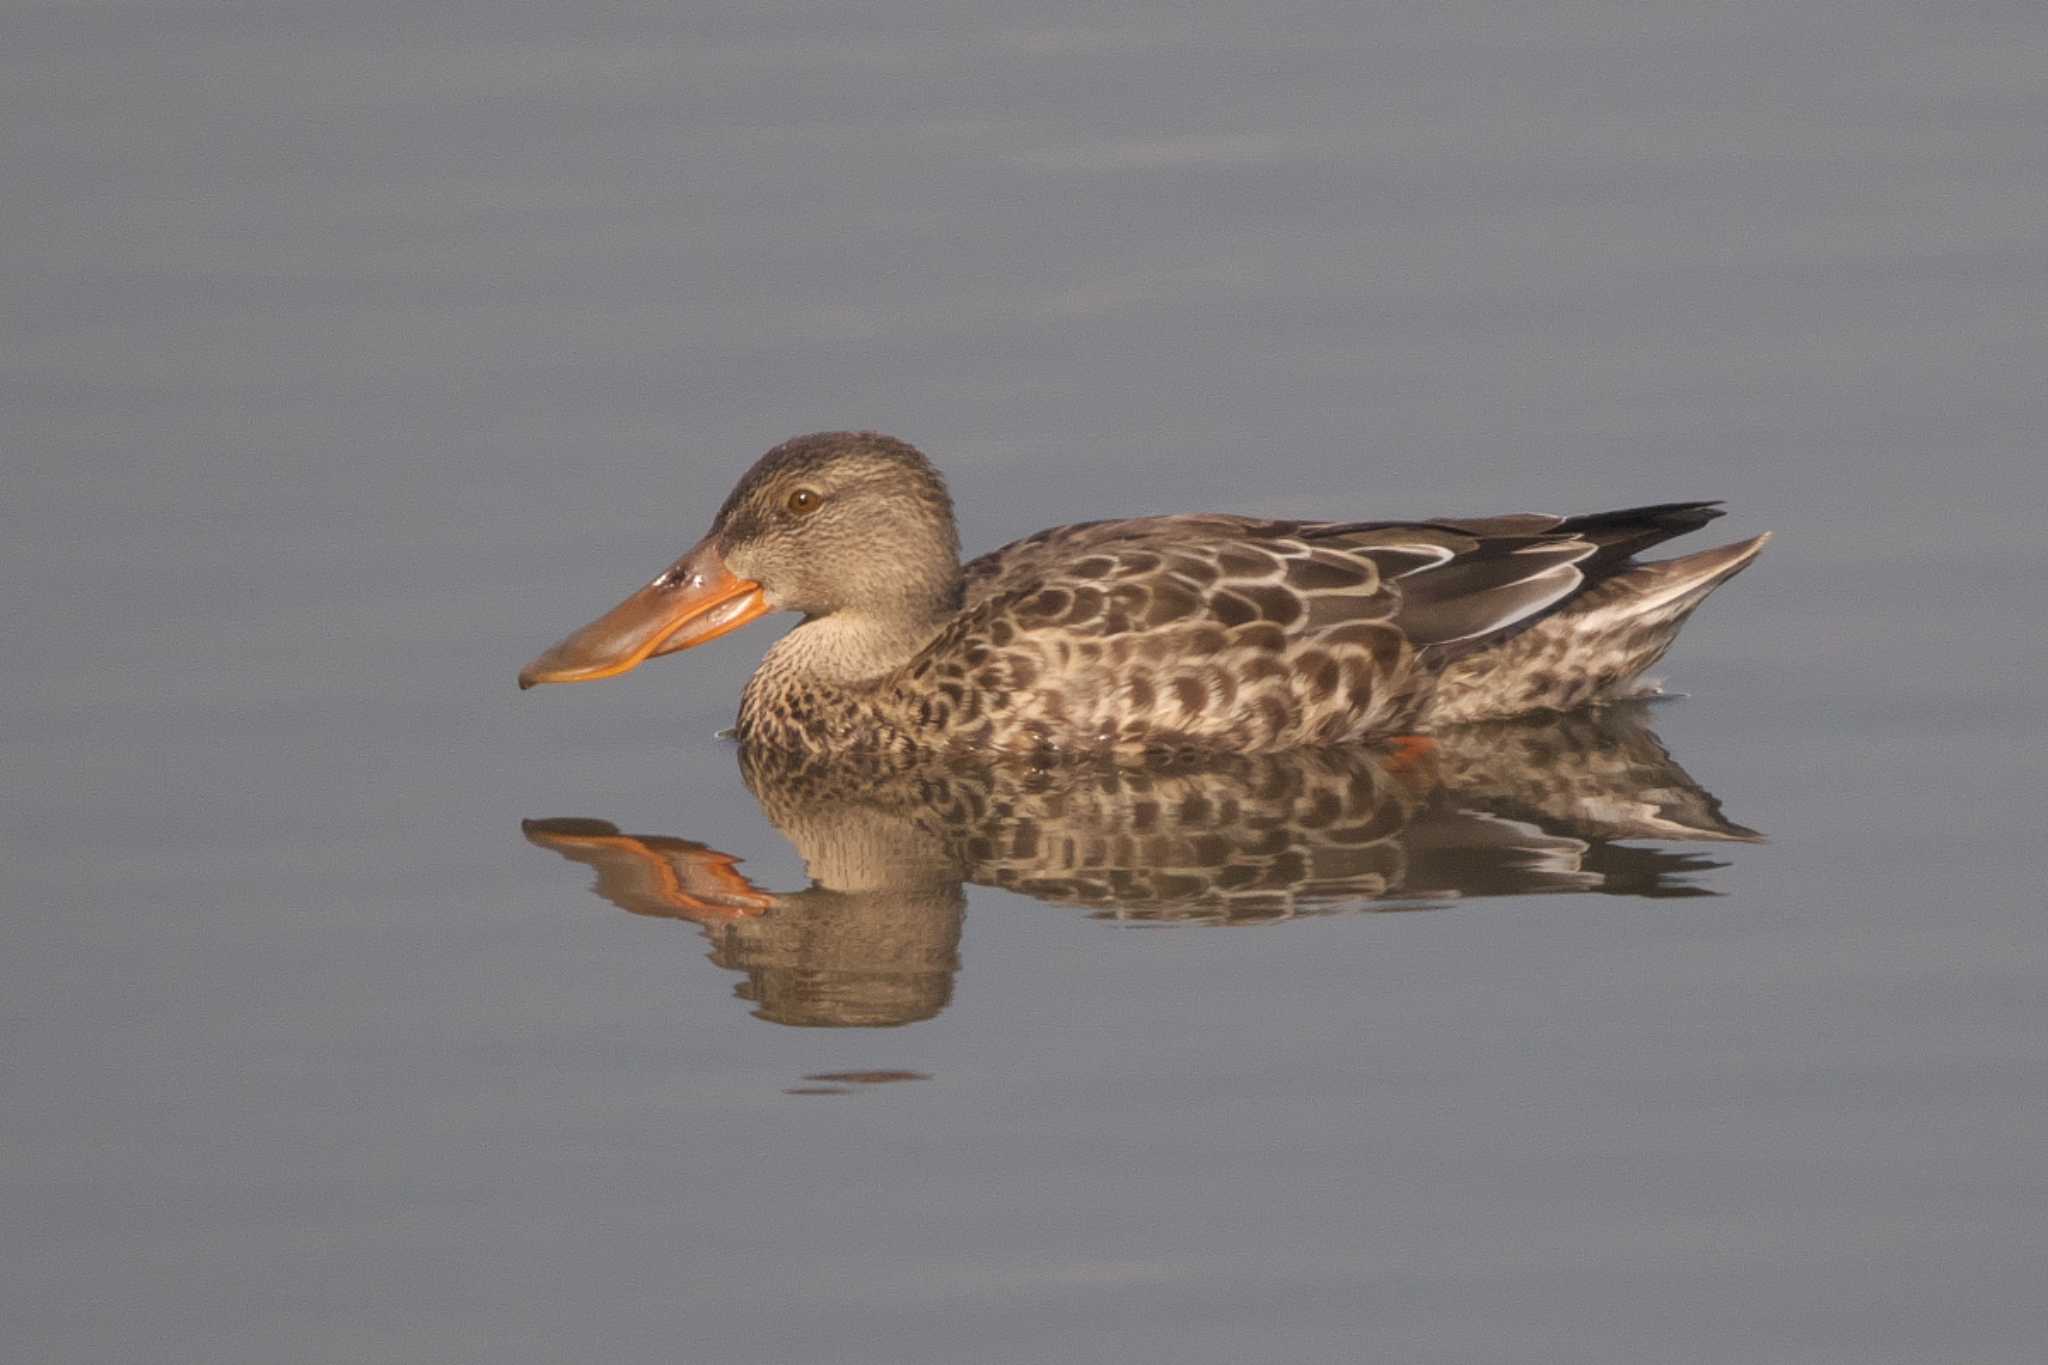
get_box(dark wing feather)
[1305,501,1726,649]
[1381,542,1594,646]
[1550,500,1724,555]
[1425,502,1721,555]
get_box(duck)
[518,431,1768,757]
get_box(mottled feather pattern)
[744,516,1450,754]
[659,435,1770,756]
[739,506,1761,756]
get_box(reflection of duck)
[519,432,1767,756]
[523,707,1757,1027]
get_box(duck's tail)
[1426,531,1770,726]
[1590,531,1772,620]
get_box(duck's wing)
[1311,500,1726,648]
[963,504,1723,649]
[957,514,1411,648]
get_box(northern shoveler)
[519,431,1768,756]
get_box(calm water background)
[6,3,2046,1362]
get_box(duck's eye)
[786,488,823,516]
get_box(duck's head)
[519,432,961,689]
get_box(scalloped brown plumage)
[518,432,1768,756]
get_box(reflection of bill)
[524,705,1758,1029]
[522,819,963,1030]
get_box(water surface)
[6,3,2045,1362]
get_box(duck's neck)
[760,605,952,688]
[738,603,953,751]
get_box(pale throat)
[761,606,947,686]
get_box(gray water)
[6,3,2046,1362]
